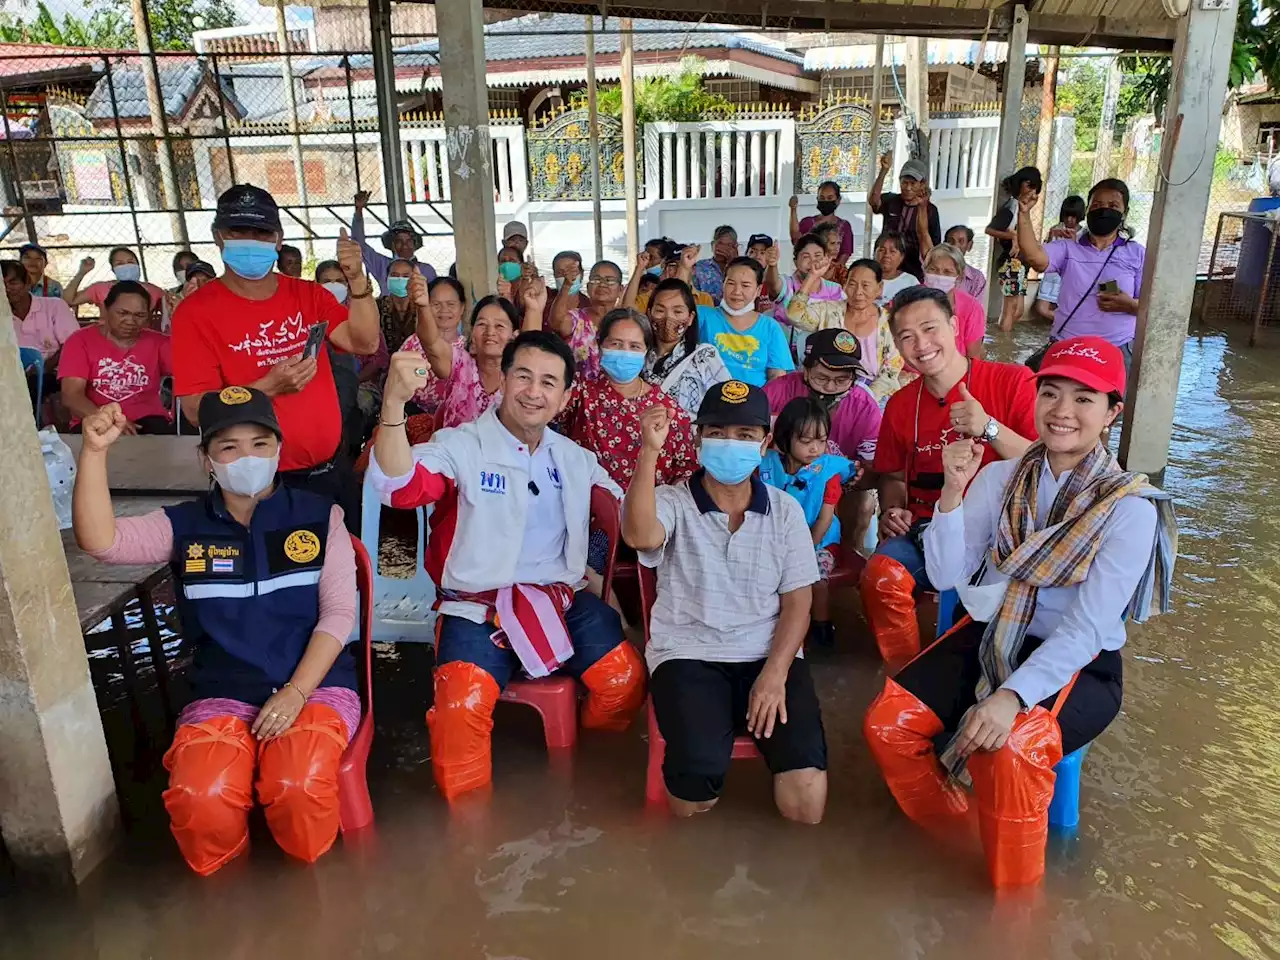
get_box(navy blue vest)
[165,485,357,706]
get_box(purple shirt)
[1044,234,1146,345]
[959,265,986,301]
[799,215,855,261]
[763,372,883,462]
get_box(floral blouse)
[565,308,603,382]
[784,295,904,403]
[400,333,501,427]
[692,258,725,301]
[642,339,731,416]
[558,377,697,490]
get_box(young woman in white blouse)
[863,335,1177,888]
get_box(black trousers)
[279,454,360,535]
[894,618,1122,756]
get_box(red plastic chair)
[498,485,621,750]
[638,564,761,807]
[338,535,376,833]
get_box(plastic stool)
[338,536,376,834]
[1048,744,1090,830]
[501,677,579,750]
[644,699,760,806]
[935,588,959,638]
[19,347,43,426]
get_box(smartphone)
[303,321,328,360]
[1098,280,1120,295]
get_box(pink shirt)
[763,372,883,462]
[14,296,79,358]
[401,334,502,428]
[952,288,986,354]
[566,308,602,382]
[80,280,165,310]
[58,326,172,423]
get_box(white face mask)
[720,300,755,318]
[924,273,957,293]
[322,281,349,304]
[210,452,279,498]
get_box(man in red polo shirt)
[862,285,1037,664]
[172,184,380,526]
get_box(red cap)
[1036,336,1127,396]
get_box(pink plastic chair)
[638,564,761,806]
[498,485,621,750]
[337,535,376,833]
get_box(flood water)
[3,319,1279,960]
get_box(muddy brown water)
[3,322,1278,960]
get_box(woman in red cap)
[862,335,1177,888]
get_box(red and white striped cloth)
[444,583,577,678]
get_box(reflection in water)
[3,324,1280,960]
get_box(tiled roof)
[84,59,246,121]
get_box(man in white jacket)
[369,330,645,799]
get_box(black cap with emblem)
[198,387,283,447]
[213,184,282,233]
[803,327,864,373]
[695,379,772,429]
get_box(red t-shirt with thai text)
[873,358,1038,522]
[171,275,349,471]
[58,326,172,424]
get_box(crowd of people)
[30,163,1173,889]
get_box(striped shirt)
[638,470,820,671]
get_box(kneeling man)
[623,380,827,821]
[370,331,646,799]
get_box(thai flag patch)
[211,559,235,573]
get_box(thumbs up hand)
[336,227,368,290]
[949,381,991,439]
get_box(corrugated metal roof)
[803,39,1034,72]
[84,59,246,122]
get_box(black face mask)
[1086,207,1124,238]
[816,200,839,217]
[809,387,847,412]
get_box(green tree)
[1055,55,1149,152]
[577,57,735,123]
[0,0,240,50]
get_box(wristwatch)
[982,417,1000,442]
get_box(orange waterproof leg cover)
[967,707,1064,888]
[863,678,969,823]
[256,703,349,864]
[579,642,646,732]
[162,717,256,876]
[426,661,501,800]
[860,554,921,663]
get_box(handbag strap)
[1048,238,1124,341]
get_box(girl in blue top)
[760,396,858,646]
[696,257,793,386]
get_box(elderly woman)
[549,259,623,382]
[59,281,173,433]
[559,307,697,491]
[922,243,986,360]
[784,257,903,403]
[641,278,730,416]
[863,336,1175,889]
[1016,178,1145,376]
[73,389,360,875]
[692,225,740,301]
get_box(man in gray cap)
[502,220,529,258]
[350,190,437,293]
[870,153,941,281]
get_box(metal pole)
[620,17,638,264]
[864,34,885,257]
[585,15,603,263]
[1093,56,1123,185]
[986,4,1028,322]
[343,55,363,194]
[275,0,313,259]
[208,53,237,184]
[369,0,407,222]
[905,37,929,135]
[131,0,189,249]
[102,57,145,264]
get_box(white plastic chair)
[358,470,437,643]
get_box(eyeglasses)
[588,277,621,288]
[808,370,855,391]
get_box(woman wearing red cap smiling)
[863,335,1178,889]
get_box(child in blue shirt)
[760,396,858,647]
[696,257,793,386]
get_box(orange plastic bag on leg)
[257,703,349,864]
[863,677,969,824]
[579,642,646,732]
[967,707,1063,888]
[426,661,500,800]
[162,717,256,876]
[860,555,921,664]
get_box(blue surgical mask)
[600,348,645,384]
[646,266,663,277]
[221,238,279,280]
[386,276,410,298]
[211,452,279,498]
[112,263,141,282]
[322,281,349,304]
[698,438,763,485]
[567,278,582,296]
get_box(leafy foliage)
[0,0,239,50]
[573,57,735,123]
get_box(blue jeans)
[874,520,935,592]
[436,590,624,690]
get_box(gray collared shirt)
[639,471,820,671]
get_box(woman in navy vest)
[73,387,359,876]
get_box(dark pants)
[435,590,624,690]
[895,618,1122,756]
[279,454,360,535]
[649,658,827,802]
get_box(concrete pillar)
[620,18,639,264]
[276,0,314,260]
[437,0,498,302]
[0,296,120,883]
[1120,0,1238,475]
[904,37,929,132]
[585,15,603,264]
[369,0,407,222]
[986,4,1028,321]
